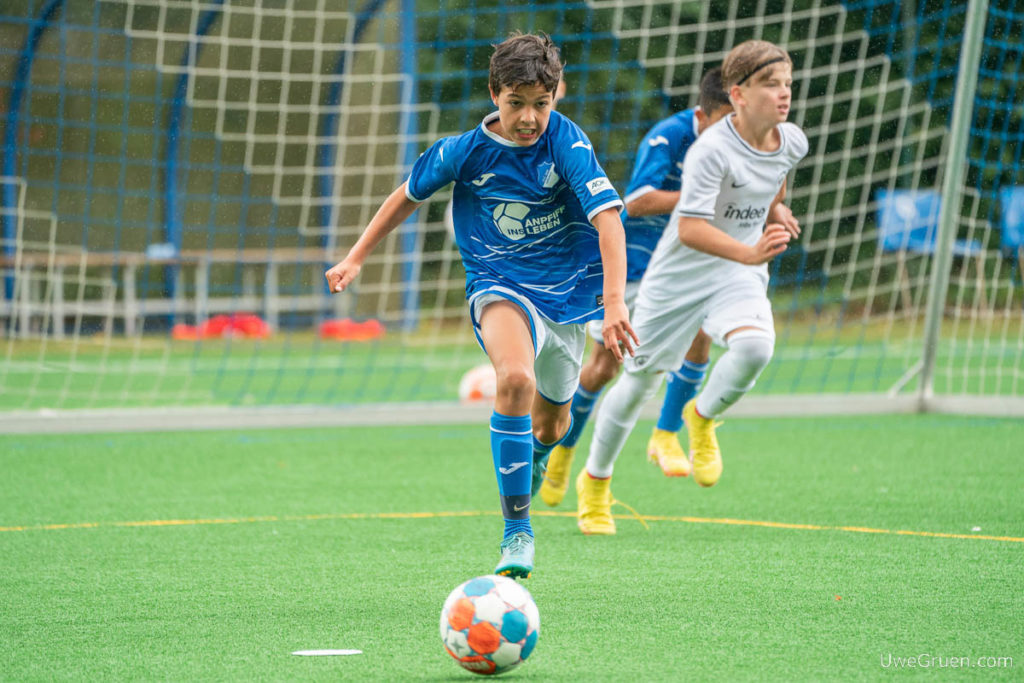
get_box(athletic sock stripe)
[491,427,533,435]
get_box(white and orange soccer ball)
[440,574,540,676]
[458,364,497,403]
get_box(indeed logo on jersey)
[723,203,767,221]
[492,202,566,241]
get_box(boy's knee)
[495,364,535,403]
[612,370,663,413]
[533,415,569,445]
[727,329,775,376]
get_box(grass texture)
[1,414,1022,680]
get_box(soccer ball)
[458,364,497,403]
[440,574,540,676]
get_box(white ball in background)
[458,364,497,403]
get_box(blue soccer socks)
[562,385,602,448]
[490,411,534,538]
[503,518,532,537]
[656,359,708,433]
[530,414,573,496]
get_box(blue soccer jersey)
[620,108,699,281]
[406,110,623,324]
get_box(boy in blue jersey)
[325,33,637,578]
[541,68,754,505]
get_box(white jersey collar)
[480,111,520,147]
[725,114,785,157]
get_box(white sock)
[586,371,662,478]
[696,329,774,419]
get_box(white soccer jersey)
[638,115,808,307]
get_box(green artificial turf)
[3,333,1018,410]
[2,414,1022,680]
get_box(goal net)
[1,0,1021,423]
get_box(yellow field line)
[1,509,1021,544]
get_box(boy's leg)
[564,341,622,448]
[531,318,587,497]
[578,369,662,534]
[478,300,538,578]
[540,338,621,506]
[544,277,637,504]
[530,395,572,497]
[686,327,774,487]
[648,330,712,476]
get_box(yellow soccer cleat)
[683,399,722,487]
[646,428,691,477]
[539,444,575,507]
[575,469,616,535]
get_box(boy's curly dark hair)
[489,32,563,96]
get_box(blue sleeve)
[624,122,678,198]
[549,114,623,220]
[405,136,460,202]
[623,114,695,201]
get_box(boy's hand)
[746,224,790,265]
[769,203,800,239]
[325,258,362,293]
[601,300,639,362]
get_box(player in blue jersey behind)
[325,33,637,578]
[541,68,747,506]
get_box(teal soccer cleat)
[530,453,549,497]
[495,531,534,579]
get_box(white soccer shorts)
[470,287,586,405]
[623,275,775,375]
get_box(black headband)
[736,57,787,85]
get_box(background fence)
[1,0,1022,426]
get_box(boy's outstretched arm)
[591,208,639,361]
[625,189,680,217]
[325,183,421,293]
[678,215,789,266]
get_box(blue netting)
[972,2,1024,235]
[0,0,1020,409]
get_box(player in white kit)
[576,40,809,534]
